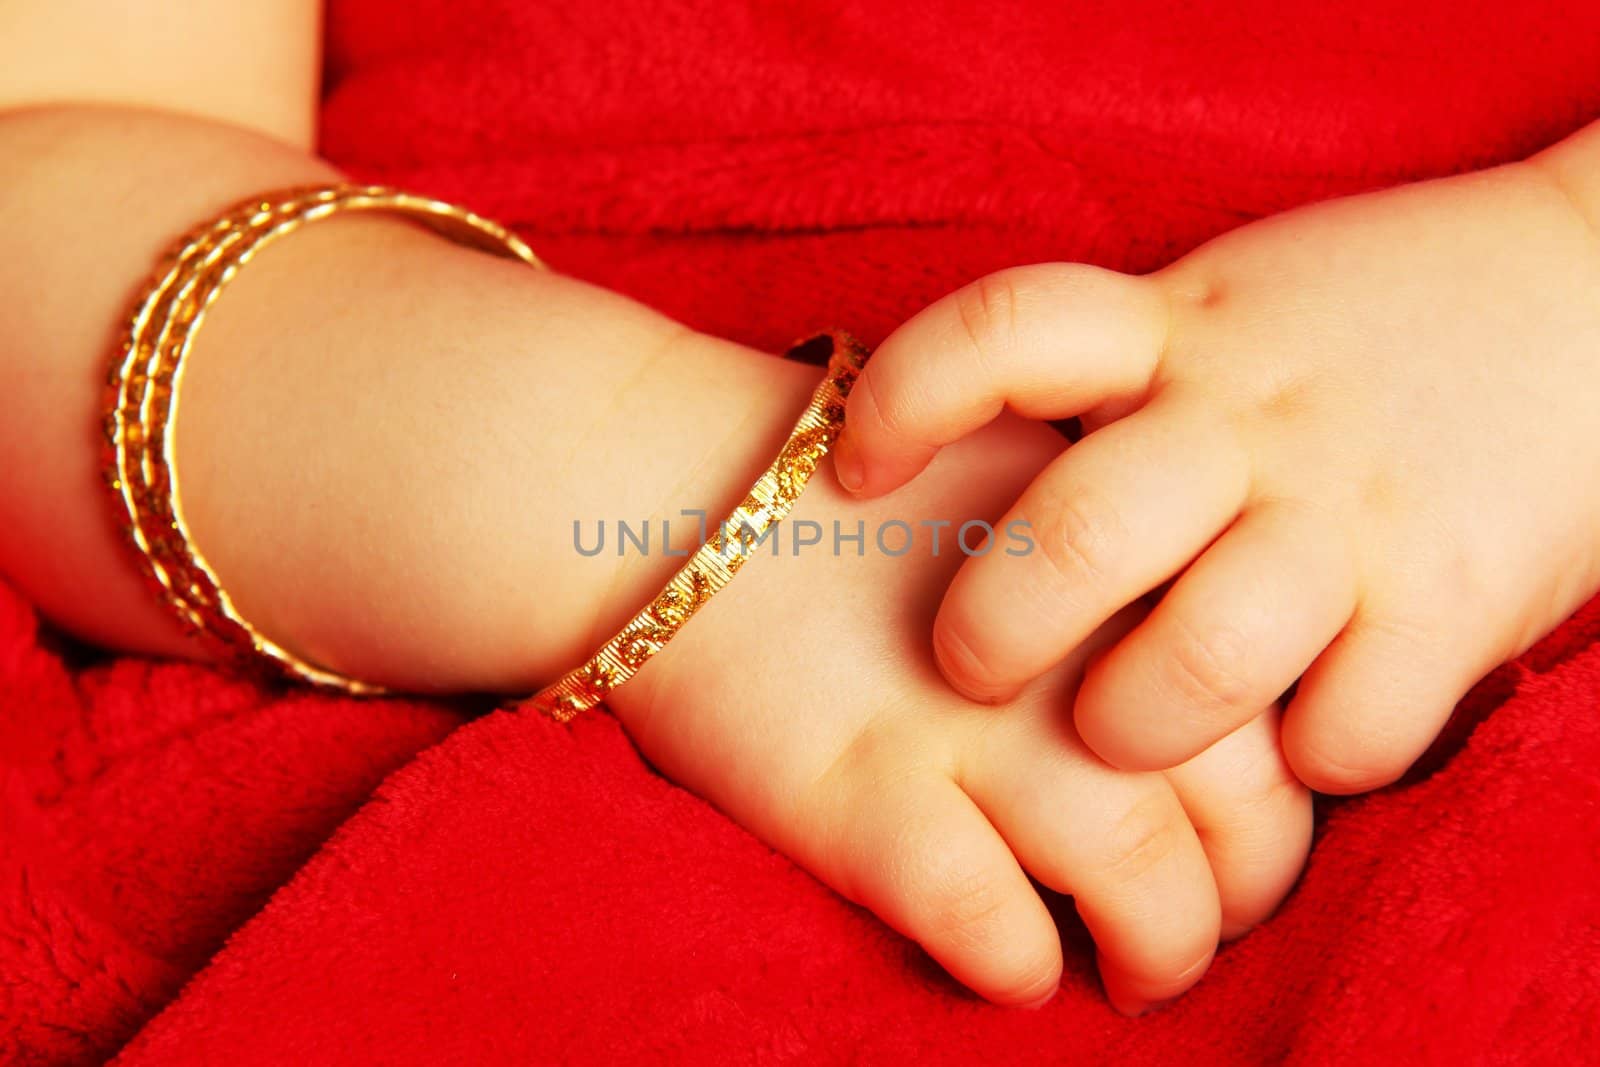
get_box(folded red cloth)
[3,1,1598,1063]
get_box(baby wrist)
[521,332,869,721]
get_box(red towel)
[4,1,1599,1062]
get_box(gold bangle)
[520,330,870,723]
[104,183,544,694]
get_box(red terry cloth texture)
[4,1,1600,1063]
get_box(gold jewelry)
[104,183,543,693]
[521,331,870,722]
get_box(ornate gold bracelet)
[519,330,869,722]
[104,182,543,693]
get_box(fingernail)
[832,434,865,493]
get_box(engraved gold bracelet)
[104,182,543,694]
[519,331,870,722]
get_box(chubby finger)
[1162,710,1313,940]
[1075,503,1358,771]
[835,263,1168,497]
[959,718,1220,1017]
[820,772,1063,1006]
[1284,604,1501,795]
[1071,785,1220,1015]
[933,395,1250,703]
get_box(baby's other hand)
[607,409,1310,1014]
[835,131,1600,794]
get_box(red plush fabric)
[4,2,1600,1063]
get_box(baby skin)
[609,423,1312,1015]
[836,119,1600,798]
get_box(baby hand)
[834,130,1600,793]
[607,411,1310,1013]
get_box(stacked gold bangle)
[105,181,867,721]
[104,183,542,693]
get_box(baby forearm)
[0,104,815,692]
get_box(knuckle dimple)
[955,272,1021,364]
[1103,795,1186,885]
[1255,375,1313,422]
[1166,618,1254,710]
[854,365,915,446]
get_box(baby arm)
[0,97,828,693]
